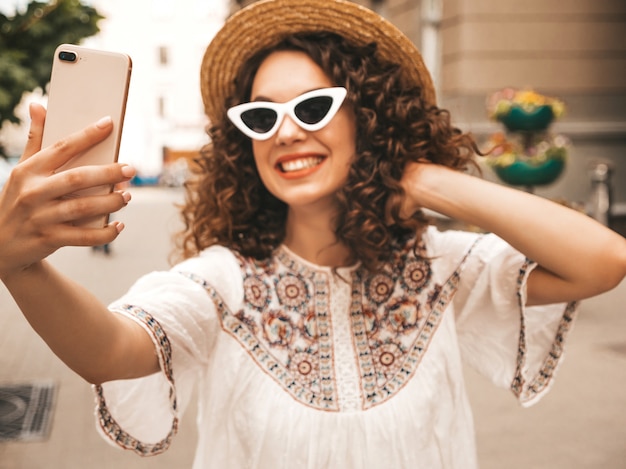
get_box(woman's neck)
[283,207,351,267]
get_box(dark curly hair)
[175,32,479,271]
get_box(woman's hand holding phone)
[0,103,135,280]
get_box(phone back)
[42,44,132,227]
[42,44,131,164]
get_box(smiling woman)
[0,0,625,468]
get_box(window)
[158,96,166,118]
[158,46,168,66]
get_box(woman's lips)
[275,154,327,179]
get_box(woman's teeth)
[280,156,324,172]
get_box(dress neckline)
[277,243,361,276]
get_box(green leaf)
[0,0,104,156]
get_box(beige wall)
[438,0,626,208]
[440,0,626,95]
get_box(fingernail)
[121,165,135,178]
[115,221,125,234]
[121,191,131,204]
[96,116,112,128]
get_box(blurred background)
[1,0,625,468]
[2,0,625,220]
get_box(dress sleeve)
[449,232,578,407]
[93,246,242,456]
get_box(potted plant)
[484,132,569,187]
[487,88,565,132]
[484,88,569,191]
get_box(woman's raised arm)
[400,162,626,305]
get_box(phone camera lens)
[59,51,77,62]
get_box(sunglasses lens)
[294,96,334,125]
[241,108,278,133]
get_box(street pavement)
[1,186,625,469]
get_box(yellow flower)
[482,132,570,168]
[487,88,565,120]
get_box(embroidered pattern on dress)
[182,235,474,412]
[510,260,578,403]
[194,273,337,410]
[354,262,461,409]
[94,305,178,456]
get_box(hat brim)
[200,0,435,124]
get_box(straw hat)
[200,0,435,124]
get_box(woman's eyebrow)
[250,87,326,103]
[250,95,274,102]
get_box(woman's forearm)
[2,261,159,384]
[407,164,626,303]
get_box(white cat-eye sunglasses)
[227,87,348,141]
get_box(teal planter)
[498,105,554,132]
[493,158,565,187]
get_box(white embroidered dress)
[94,227,576,469]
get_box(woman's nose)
[274,115,306,145]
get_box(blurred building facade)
[438,0,626,215]
[6,0,620,209]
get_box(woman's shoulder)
[175,244,239,268]
[417,225,491,267]
[172,245,244,293]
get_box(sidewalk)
[1,186,625,468]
